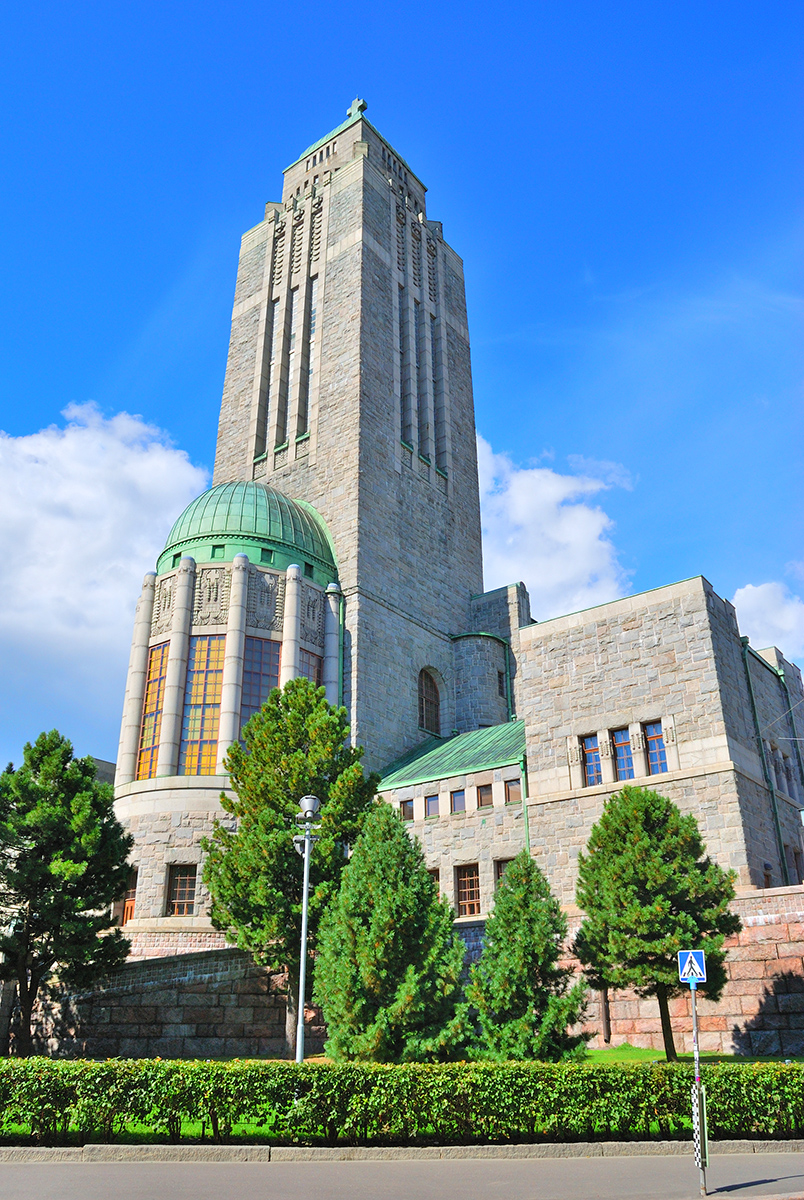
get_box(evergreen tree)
[574,785,741,1060]
[313,802,468,1062]
[0,731,133,1056]
[466,850,587,1061]
[202,678,378,1054]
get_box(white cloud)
[0,404,207,764]
[733,582,804,660]
[478,435,630,619]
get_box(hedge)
[0,1060,803,1145]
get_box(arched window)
[418,669,440,735]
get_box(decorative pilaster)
[156,557,196,777]
[115,572,157,787]
[216,555,249,773]
[323,581,341,705]
[279,564,302,685]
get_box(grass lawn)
[587,1042,804,1064]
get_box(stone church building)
[100,101,804,1056]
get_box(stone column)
[156,556,196,777]
[216,554,249,773]
[115,572,157,787]
[279,564,302,685]
[323,581,341,706]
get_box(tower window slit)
[431,314,447,471]
[415,300,429,460]
[411,226,422,289]
[427,240,438,302]
[277,288,299,447]
[396,207,406,273]
[290,213,304,275]
[309,203,322,262]
[271,225,285,289]
[399,286,413,447]
[297,277,318,437]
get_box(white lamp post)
[292,794,321,1064]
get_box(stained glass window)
[582,735,602,787]
[136,642,169,780]
[645,722,668,775]
[240,637,281,733]
[612,729,635,780]
[178,635,225,775]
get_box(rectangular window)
[178,635,225,776]
[166,864,196,916]
[298,648,323,686]
[431,313,446,471]
[399,285,413,446]
[425,794,439,818]
[122,868,138,926]
[494,859,513,889]
[644,722,668,775]
[505,778,522,805]
[240,637,281,733]
[477,783,493,808]
[428,867,440,891]
[456,864,481,916]
[297,276,318,436]
[400,799,414,821]
[612,728,634,781]
[415,301,429,459]
[498,670,506,698]
[582,735,602,787]
[450,789,465,813]
[136,642,169,780]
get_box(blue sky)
[0,1,802,766]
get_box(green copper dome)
[156,481,337,586]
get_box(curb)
[3,1139,804,1163]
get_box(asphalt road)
[2,1154,804,1200]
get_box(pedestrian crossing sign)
[678,949,706,984]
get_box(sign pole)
[690,980,707,1197]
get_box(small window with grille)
[611,729,634,781]
[166,865,196,917]
[582,735,602,787]
[456,864,481,917]
[644,722,668,774]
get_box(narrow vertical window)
[456,864,481,916]
[644,722,668,774]
[428,867,440,891]
[136,642,169,780]
[240,637,281,733]
[298,648,323,685]
[431,314,446,471]
[122,868,138,926]
[277,288,299,447]
[166,865,196,916]
[258,297,280,456]
[494,859,513,889]
[612,729,634,780]
[399,285,413,446]
[582,735,602,787]
[178,635,225,775]
[415,301,429,460]
[418,669,440,734]
[297,277,318,436]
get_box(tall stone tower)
[213,99,484,768]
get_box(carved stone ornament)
[151,576,175,637]
[567,742,580,766]
[665,722,676,745]
[193,567,230,627]
[396,205,406,225]
[300,584,325,650]
[247,567,284,631]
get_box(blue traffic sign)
[678,949,706,984]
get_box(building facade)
[113,101,804,1049]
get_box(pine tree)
[201,677,378,1054]
[0,731,133,1056]
[574,785,741,1060]
[466,850,587,1061]
[313,802,468,1062]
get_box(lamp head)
[298,794,321,820]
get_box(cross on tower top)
[347,98,367,118]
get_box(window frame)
[611,728,635,781]
[504,778,522,805]
[581,734,602,787]
[456,863,481,917]
[166,864,197,917]
[418,669,441,735]
[400,799,414,821]
[450,789,465,814]
[476,782,493,808]
[425,794,439,819]
[644,721,668,775]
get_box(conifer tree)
[313,802,468,1062]
[574,785,741,1060]
[0,731,133,1056]
[202,678,378,1054]
[466,850,587,1061]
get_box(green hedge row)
[1,1059,803,1144]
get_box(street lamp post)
[293,794,321,1064]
